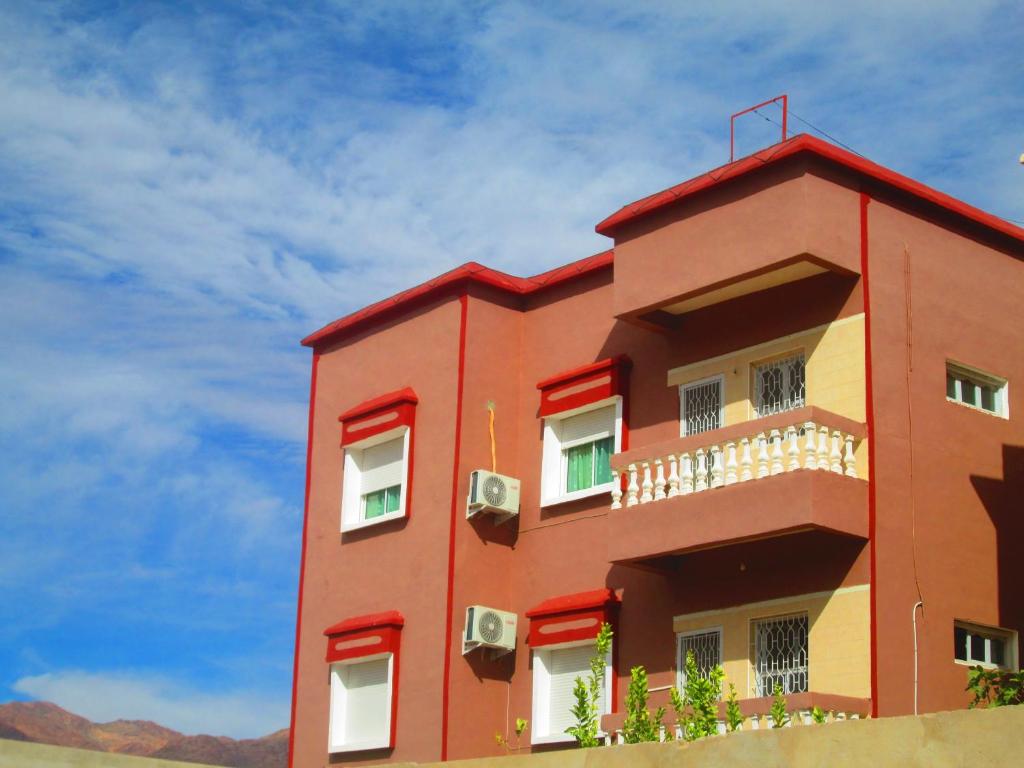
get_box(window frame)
[946,361,1009,419]
[678,374,725,437]
[531,638,613,745]
[341,426,411,532]
[328,652,395,754]
[676,626,724,693]
[953,620,1017,670]
[752,351,806,419]
[750,611,809,697]
[540,397,623,507]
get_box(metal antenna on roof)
[730,95,788,162]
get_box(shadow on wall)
[970,444,1024,634]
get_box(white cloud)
[14,670,286,738]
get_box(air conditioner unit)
[462,605,517,656]
[466,469,520,524]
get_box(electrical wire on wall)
[487,400,497,473]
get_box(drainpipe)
[912,601,924,715]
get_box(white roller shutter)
[558,405,615,447]
[342,658,389,745]
[547,644,595,735]
[359,437,404,495]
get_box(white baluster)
[756,433,770,478]
[640,461,654,503]
[667,455,680,497]
[804,421,817,469]
[680,453,693,495]
[710,445,724,488]
[785,425,799,471]
[817,426,830,470]
[653,459,666,500]
[695,449,708,492]
[626,463,639,507]
[843,434,858,478]
[725,442,738,485]
[740,437,753,482]
[830,430,843,474]
[610,470,622,509]
[769,429,784,475]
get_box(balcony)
[607,406,867,566]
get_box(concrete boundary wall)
[0,738,225,768]
[397,707,1022,768]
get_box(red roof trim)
[595,133,1024,244]
[323,610,405,637]
[302,250,613,349]
[526,588,619,619]
[536,355,633,391]
[337,387,419,423]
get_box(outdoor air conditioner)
[462,605,517,656]
[466,469,520,524]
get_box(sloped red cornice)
[337,387,419,424]
[526,588,619,619]
[595,133,1024,243]
[302,250,613,349]
[323,610,405,637]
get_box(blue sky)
[1,0,1021,739]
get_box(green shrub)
[724,683,744,732]
[670,650,723,741]
[769,684,789,728]
[966,666,1024,708]
[566,622,613,747]
[622,665,666,743]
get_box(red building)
[288,135,1023,766]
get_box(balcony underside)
[608,469,868,567]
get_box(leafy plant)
[494,718,528,752]
[566,622,613,748]
[724,683,744,732]
[622,665,666,743]
[670,650,724,741]
[966,666,1024,708]
[810,705,827,724]
[769,684,789,728]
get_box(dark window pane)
[962,381,978,406]
[980,387,996,412]
[947,373,957,399]
[954,626,968,661]
[991,637,1005,666]
[970,633,985,662]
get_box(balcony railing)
[601,691,870,744]
[609,406,865,511]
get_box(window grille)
[753,613,808,696]
[754,354,806,418]
[680,377,723,436]
[678,629,721,686]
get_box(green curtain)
[364,485,400,519]
[566,443,593,492]
[593,436,614,485]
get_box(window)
[531,641,611,744]
[679,376,724,437]
[329,655,394,752]
[752,613,808,696]
[677,628,722,691]
[541,400,622,506]
[954,622,1016,668]
[323,610,403,754]
[946,362,1008,418]
[753,353,805,418]
[342,429,410,530]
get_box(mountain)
[0,701,286,768]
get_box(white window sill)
[329,737,391,753]
[945,397,1008,419]
[541,483,614,509]
[341,510,406,533]
[531,733,578,746]
[953,658,1010,670]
